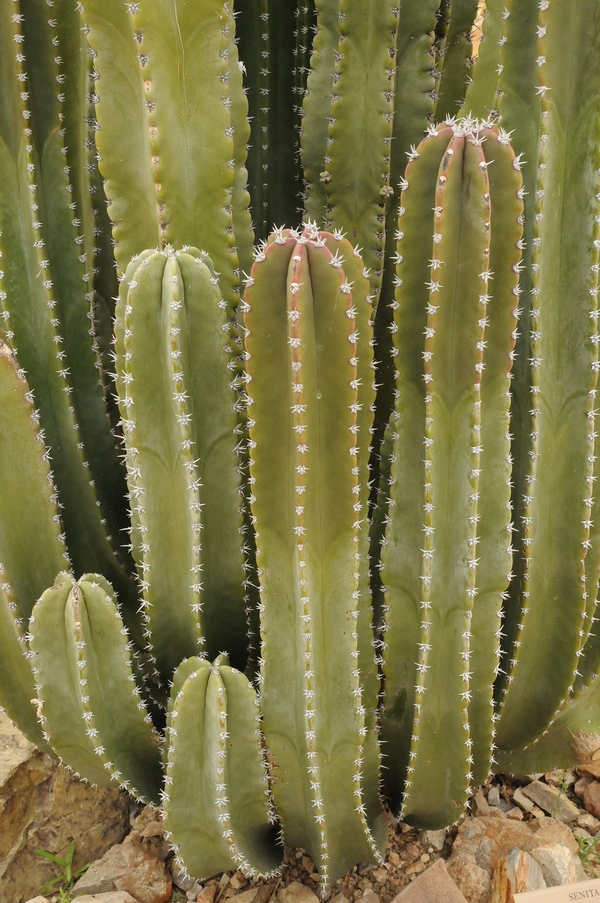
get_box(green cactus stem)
[164,655,281,881]
[433,0,479,121]
[0,0,135,613]
[495,0,600,752]
[30,574,162,801]
[114,247,248,681]
[379,121,523,827]
[244,224,386,888]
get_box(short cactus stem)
[244,224,386,888]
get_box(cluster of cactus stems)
[3,0,600,892]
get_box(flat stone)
[0,710,129,903]
[330,896,350,903]
[196,887,216,903]
[584,780,600,818]
[228,889,258,903]
[531,816,580,854]
[521,780,580,822]
[506,807,524,821]
[392,858,467,902]
[356,890,380,903]
[72,839,171,903]
[575,774,595,798]
[531,842,587,887]
[276,881,319,903]
[73,896,139,903]
[446,853,491,903]
[421,829,447,851]
[512,787,537,813]
[24,897,51,903]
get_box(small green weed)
[35,841,91,902]
[577,832,600,878]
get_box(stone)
[0,710,130,903]
[531,842,587,887]
[578,811,600,833]
[276,881,320,903]
[356,890,380,903]
[584,780,600,818]
[73,896,139,903]
[370,868,389,884]
[172,866,199,892]
[512,787,537,813]
[196,887,216,903]
[473,788,492,816]
[575,774,595,798]
[24,898,51,903]
[71,839,171,903]
[506,808,524,821]
[521,780,580,822]
[228,889,258,903]
[330,896,350,903]
[490,848,546,902]
[391,858,468,902]
[532,816,580,854]
[421,829,447,851]
[446,852,491,903]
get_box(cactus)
[114,247,249,680]
[164,655,281,881]
[5,0,600,889]
[377,120,523,827]
[243,224,386,887]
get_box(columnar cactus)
[243,224,386,886]
[377,121,523,827]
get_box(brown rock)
[531,816,580,854]
[356,890,380,903]
[196,886,216,903]
[520,780,580,822]
[578,812,600,833]
[71,840,171,903]
[392,859,467,902]
[24,897,51,903]
[72,895,139,903]
[229,889,259,903]
[584,780,600,818]
[276,881,319,903]
[446,852,491,903]
[491,848,546,902]
[575,774,595,798]
[505,808,524,821]
[0,711,129,903]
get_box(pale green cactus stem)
[78,0,251,312]
[114,247,249,681]
[0,0,134,612]
[378,121,523,826]
[0,335,68,749]
[433,0,479,120]
[323,1,398,306]
[243,224,386,889]
[164,655,281,882]
[29,574,162,802]
[494,0,600,752]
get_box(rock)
[532,816,580,854]
[24,897,51,903]
[531,842,587,887]
[575,774,596,798]
[71,839,171,903]
[370,868,389,884]
[228,889,258,903]
[171,866,198,892]
[505,808,524,821]
[446,853,491,903]
[512,787,537,813]
[473,788,492,816]
[330,896,350,903]
[0,710,130,903]
[520,780,580,822]
[73,895,139,903]
[584,780,600,818]
[392,858,467,902]
[276,881,319,903]
[421,829,447,851]
[578,811,600,833]
[490,848,546,901]
[356,890,380,903]
[196,887,216,903]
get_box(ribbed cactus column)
[164,655,281,881]
[29,574,162,802]
[114,247,248,680]
[495,0,600,752]
[0,335,68,748]
[379,122,523,827]
[244,225,386,888]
